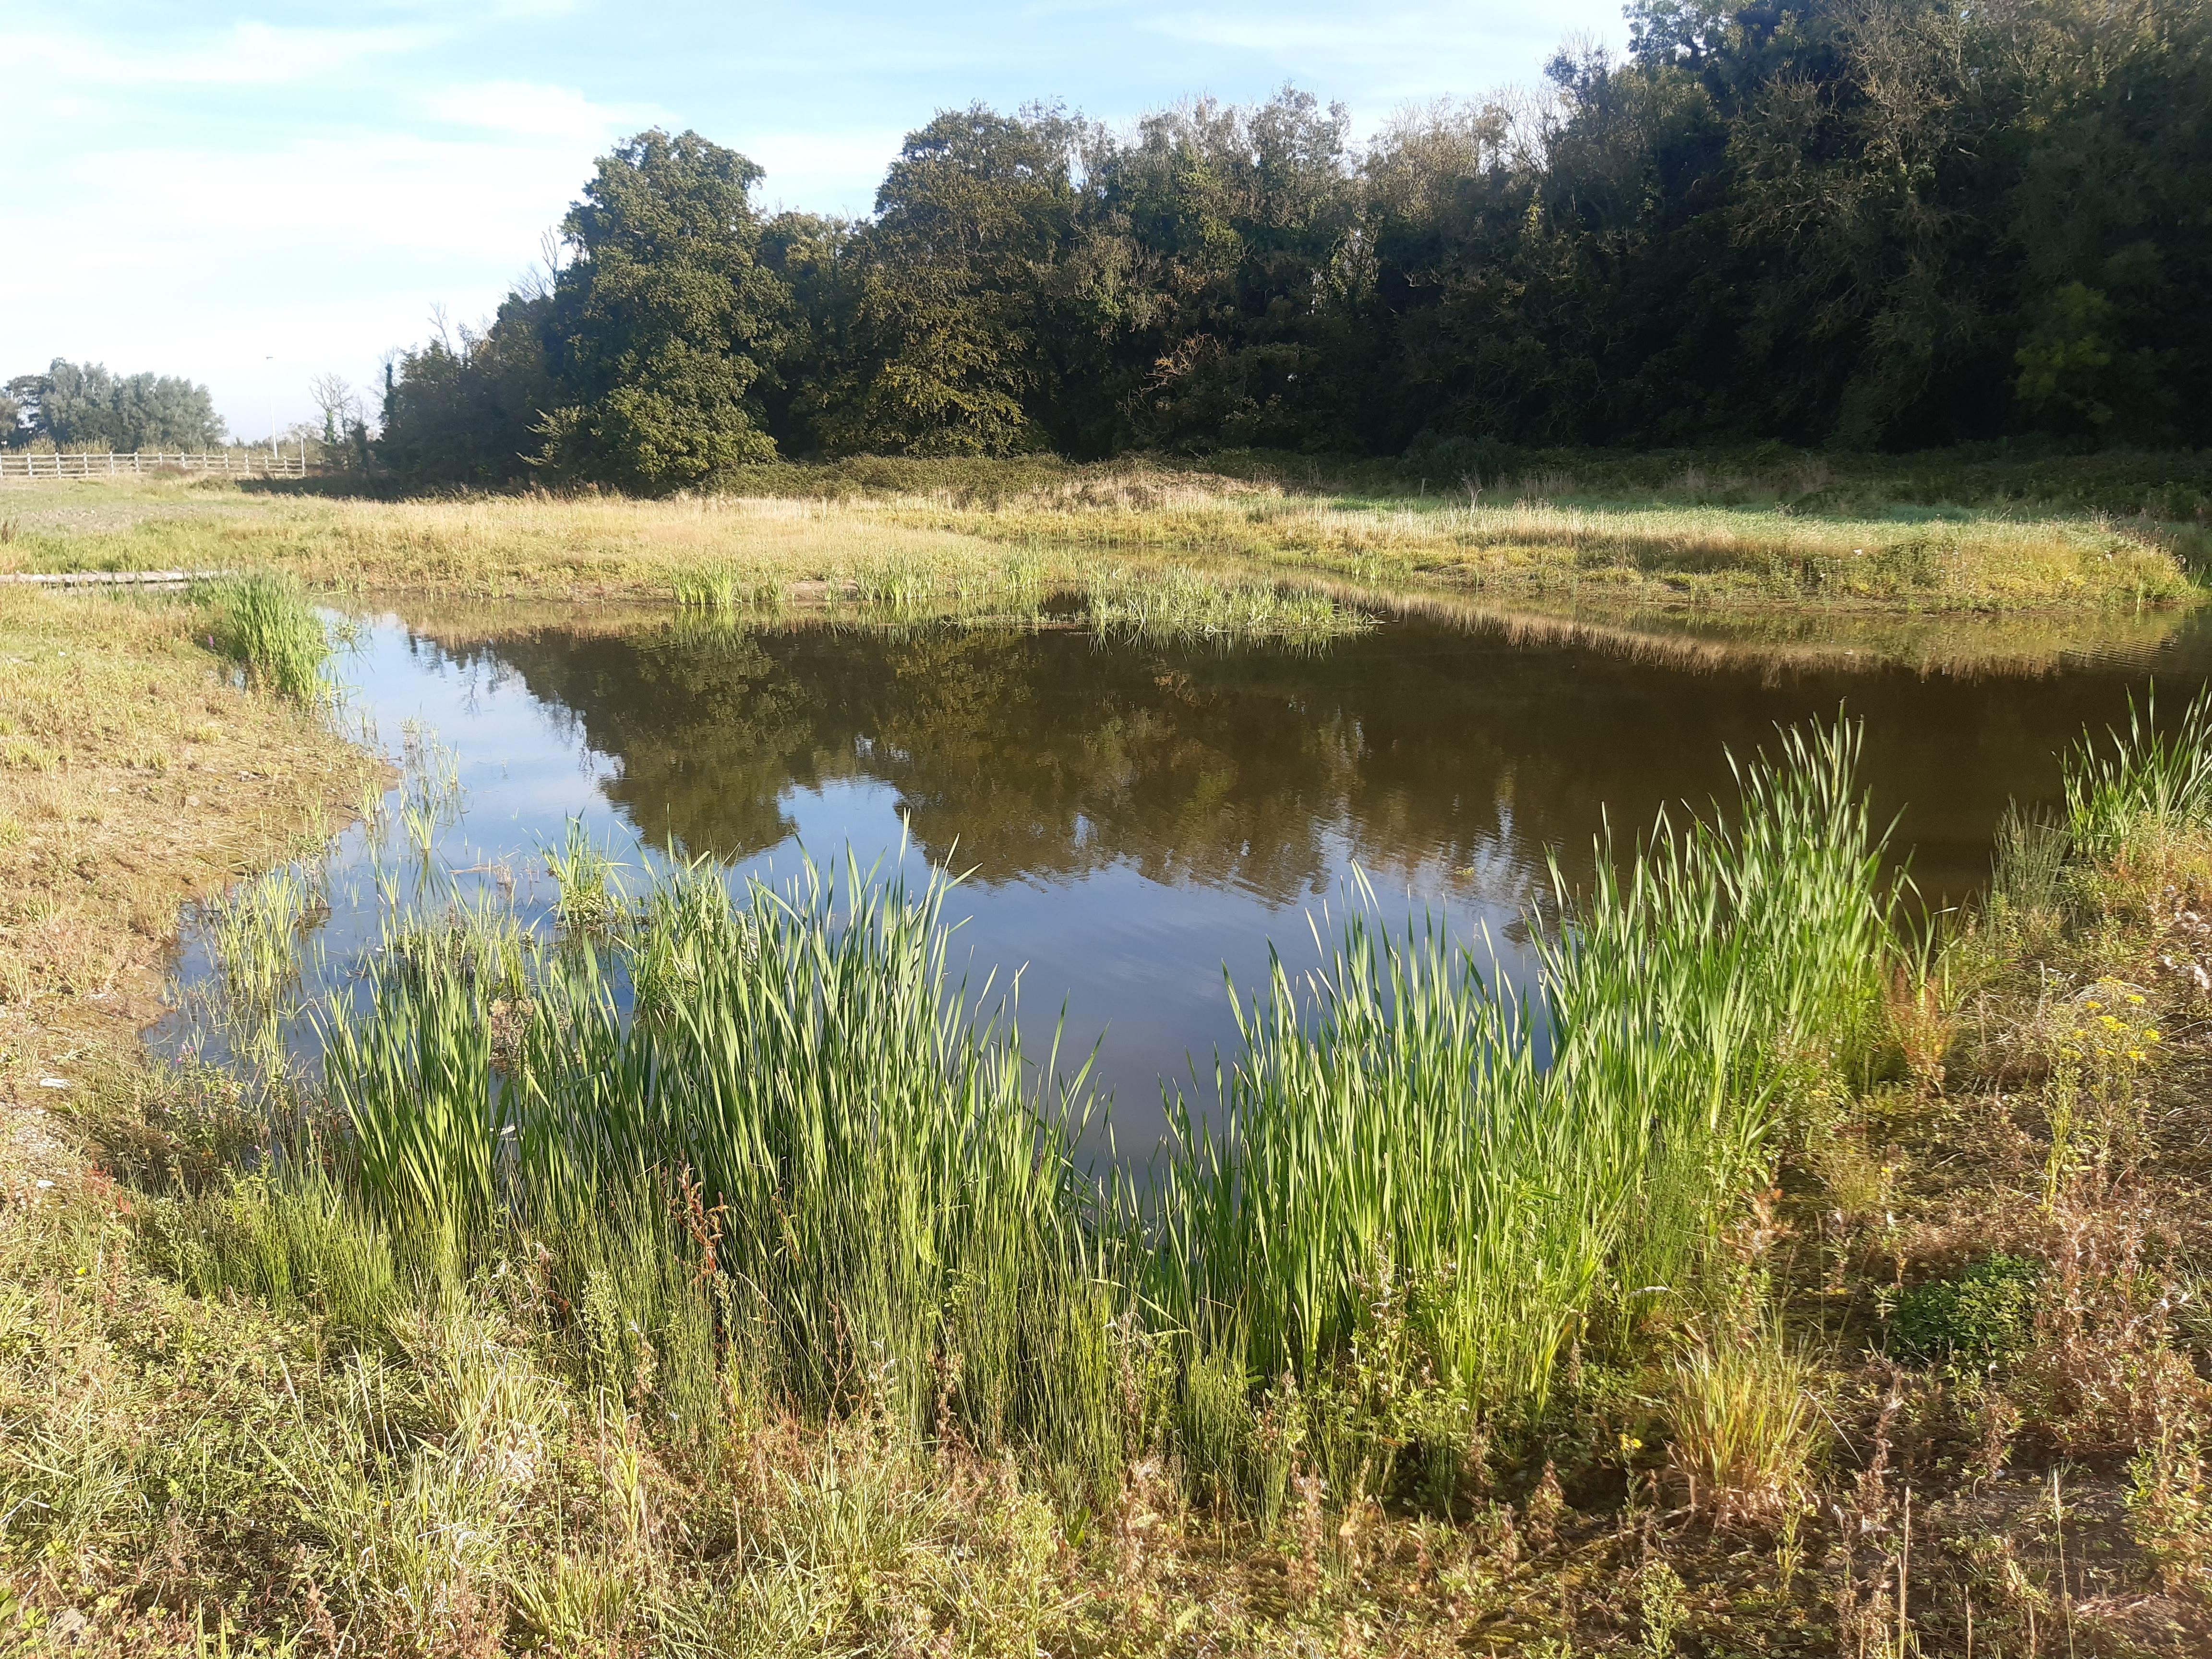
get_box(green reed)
[196,571,333,703]
[213,721,1898,1515]
[2065,685,2212,854]
[1150,722,1892,1437]
[316,850,1128,1497]
[672,561,783,613]
[1086,567,1371,645]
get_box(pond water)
[156,592,2212,1149]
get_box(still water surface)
[158,596,2212,1146]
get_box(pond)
[156,590,2212,1149]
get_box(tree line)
[4,361,226,452]
[380,0,2212,490]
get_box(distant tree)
[756,210,865,454]
[374,0,2212,480]
[1089,89,1370,452]
[5,360,225,450]
[376,299,558,485]
[535,129,792,489]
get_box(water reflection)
[169,593,2212,1144]
[413,598,2212,911]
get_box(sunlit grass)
[2,465,2193,612]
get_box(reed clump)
[196,571,335,703]
[1086,566,1373,644]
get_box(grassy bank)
[5,585,2212,1651]
[0,580,376,1186]
[2,443,2203,613]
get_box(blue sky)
[4,1,1624,439]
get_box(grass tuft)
[197,571,334,703]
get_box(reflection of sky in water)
[158,614,1518,1152]
[156,603,2212,1153]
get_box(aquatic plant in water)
[202,720,1899,1510]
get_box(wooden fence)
[0,446,315,480]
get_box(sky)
[3,1,1626,441]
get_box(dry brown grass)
[0,585,378,1201]
[1,470,2196,613]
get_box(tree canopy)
[380,0,2212,488]
[4,360,225,450]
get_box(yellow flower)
[2127,993,2146,1005]
[2146,1030,2161,1042]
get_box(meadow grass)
[0,583,373,1094]
[1,450,2198,613]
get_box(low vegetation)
[0,446,2203,616]
[6,565,2212,1649]
[0,583,373,1118]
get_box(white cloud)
[421,81,652,143]
[1140,3,1597,61]
[744,129,912,212]
[10,17,440,89]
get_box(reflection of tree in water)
[449,614,2165,911]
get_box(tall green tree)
[815,106,1084,456]
[536,129,792,488]
[1087,89,1371,452]
[376,300,558,485]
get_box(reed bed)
[184,718,1897,1522]
[312,850,1126,1497]
[1151,726,1889,1466]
